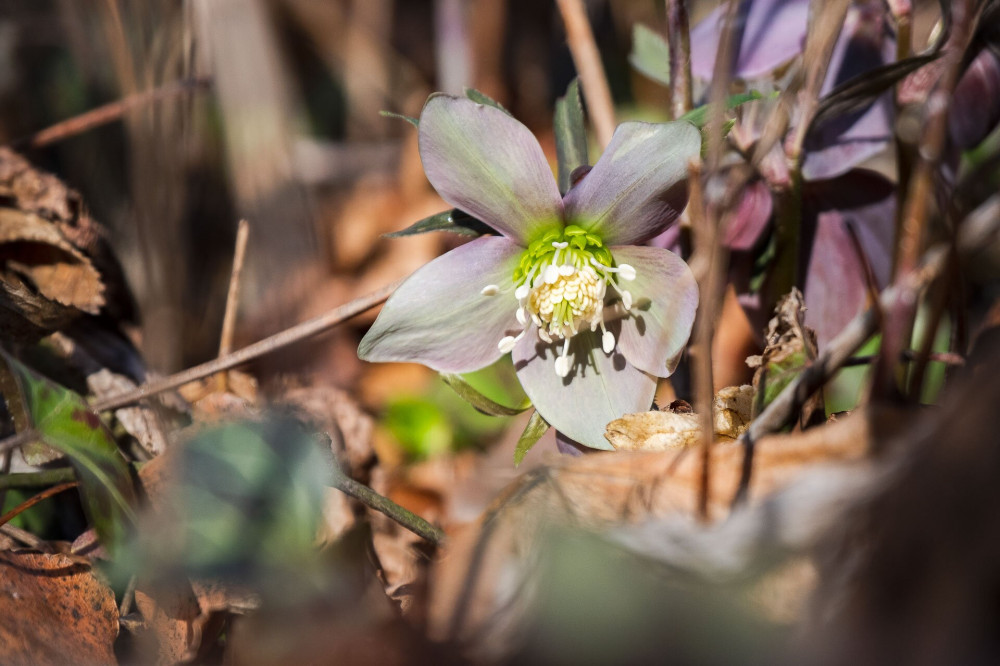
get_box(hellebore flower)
[359,94,700,450]
[653,0,898,347]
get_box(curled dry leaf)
[429,411,869,657]
[0,550,119,666]
[747,287,823,425]
[0,147,134,324]
[606,385,754,451]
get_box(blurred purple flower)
[663,0,898,347]
[678,0,1000,347]
[359,95,700,450]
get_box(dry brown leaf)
[607,385,754,451]
[429,411,869,653]
[0,550,119,665]
[0,208,105,313]
[748,288,823,426]
[133,584,206,665]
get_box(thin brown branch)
[0,280,400,458]
[217,219,251,392]
[704,0,741,168]
[786,0,851,163]
[333,471,444,545]
[0,482,77,528]
[91,279,401,412]
[666,0,693,119]
[686,161,714,522]
[842,350,965,368]
[879,0,979,398]
[8,77,212,150]
[555,0,616,147]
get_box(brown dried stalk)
[666,0,694,119]
[555,0,616,147]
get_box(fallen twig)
[91,279,401,412]
[333,471,444,545]
[9,77,212,149]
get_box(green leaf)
[514,410,549,467]
[554,78,589,194]
[440,373,531,417]
[379,110,419,127]
[0,350,136,555]
[748,230,777,293]
[679,90,769,128]
[760,349,810,408]
[464,88,511,115]
[629,24,671,87]
[384,209,495,239]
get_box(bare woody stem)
[666,0,694,119]
[878,0,979,398]
[333,471,445,545]
[0,279,402,458]
[770,0,850,301]
[92,279,402,412]
[555,0,616,147]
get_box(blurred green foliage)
[381,357,528,460]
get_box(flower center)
[485,225,637,377]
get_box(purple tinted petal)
[611,246,698,377]
[950,49,1000,150]
[563,121,700,246]
[418,94,563,244]
[800,170,895,347]
[802,4,895,180]
[512,330,656,450]
[648,223,682,253]
[724,179,774,250]
[555,431,588,456]
[690,0,810,80]
[358,236,522,373]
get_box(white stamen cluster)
[489,228,637,377]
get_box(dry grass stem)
[555,0,616,147]
[216,219,251,392]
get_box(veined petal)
[612,246,699,378]
[801,170,895,347]
[563,121,700,246]
[690,0,810,80]
[358,236,522,373]
[512,330,656,450]
[418,94,563,244]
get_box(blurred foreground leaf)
[0,350,136,554]
[127,417,333,589]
